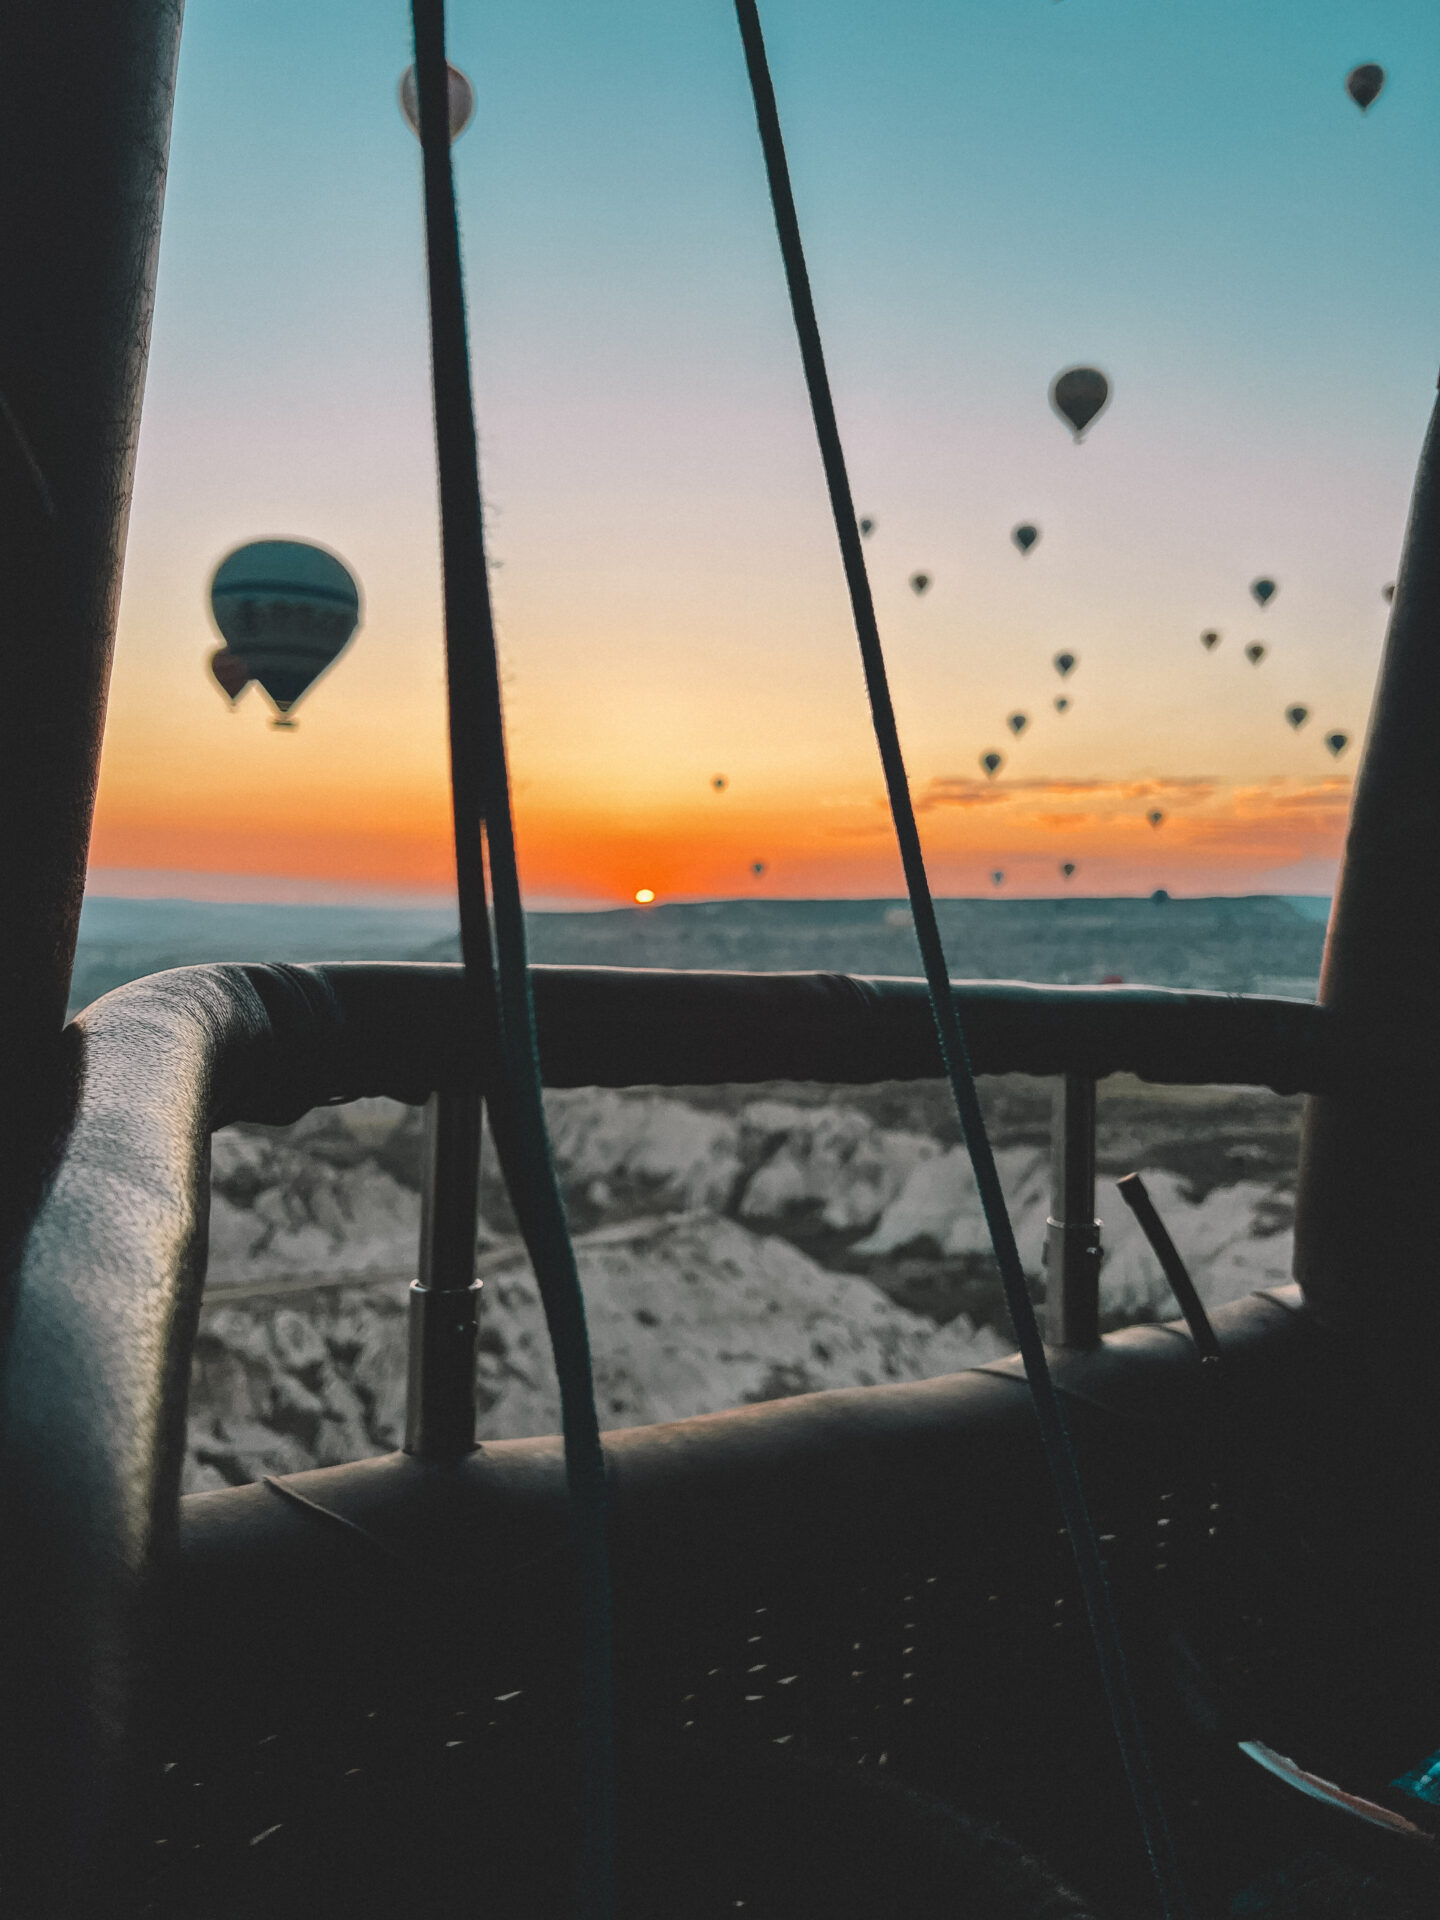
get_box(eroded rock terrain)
[187,1076,1301,1491]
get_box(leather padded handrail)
[0,958,1335,1911]
[92,961,1338,1123]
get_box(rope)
[731,6,1190,1913]
[409,6,612,1915]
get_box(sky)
[89,0,1440,906]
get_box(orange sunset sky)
[89,1,1440,907]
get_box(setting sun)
[634,888,655,904]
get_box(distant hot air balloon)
[1053,651,1076,678]
[209,540,362,725]
[991,871,1005,888]
[751,860,766,877]
[1054,696,1071,714]
[859,517,875,537]
[1007,712,1029,736]
[1326,731,1350,758]
[1060,861,1076,881]
[1050,366,1111,441]
[1012,523,1040,554]
[398,62,476,141]
[209,647,251,705]
[712,776,727,792]
[1346,63,1385,112]
[1251,578,1277,607]
[1246,643,1267,666]
[1286,705,1309,730]
[1148,809,1165,829]
[1383,582,1395,602]
[1201,630,1220,651]
[980,751,1003,779]
[910,572,931,596]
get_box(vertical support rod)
[1295,385,1440,1439]
[0,1,183,1113]
[1044,1073,1101,1348]
[406,1090,483,1457]
[0,8,185,1914]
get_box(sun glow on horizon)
[91,0,1432,911]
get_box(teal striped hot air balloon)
[209,540,361,726]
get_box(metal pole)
[0,7,184,1913]
[1043,1073,1102,1348]
[405,1090,483,1457]
[0,1,183,1113]
[1294,384,1440,1439]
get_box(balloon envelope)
[1054,696,1070,713]
[859,517,875,537]
[712,776,727,791]
[1012,523,1039,554]
[1325,732,1350,758]
[1286,705,1309,730]
[1007,712,1028,736]
[980,751,1003,778]
[909,572,931,595]
[1148,809,1165,828]
[398,62,476,141]
[990,871,1005,887]
[209,647,250,704]
[1060,862,1076,880]
[1053,651,1076,677]
[1201,630,1220,651]
[1251,578,1277,607]
[210,540,361,717]
[751,861,766,876]
[1050,366,1110,440]
[1246,643,1267,666]
[1346,63,1385,111]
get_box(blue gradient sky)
[94,0,1440,903]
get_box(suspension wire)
[732,6,1189,1914]
[409,6,613,1916]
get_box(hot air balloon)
[1246,643,1267,666]
[859,517,875,537]
[1050,366,1110,441]
[1054,696,1071,714]
[1007,712,1028,736]
[1060,862,1076,881]
[1286,705,1309,731]
[1053,651,1076,678]
[1326,732,1350,758]
[1383,582,1395,603]
[909,573,931,596]
[1346,64,1385,112]
[208,647,250,705]
[1201,631,1220,651]
[1012,524,1039,554]
[1251,578,1277,607]
[398,62,476,142]
[1148,809,1165,829]
[209,540,362,725]
[980,751,1003,779]
[712,776,727,792]
[751,860,766,877]
[990,871,1005,888]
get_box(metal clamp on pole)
[1043,1072,1102,1348]
[406,1089,484,1457]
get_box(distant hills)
[70,892,1329,1018]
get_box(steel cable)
[409,4,613,1914]
[732,4,1190,1913]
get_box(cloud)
[919,773,1222,813]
